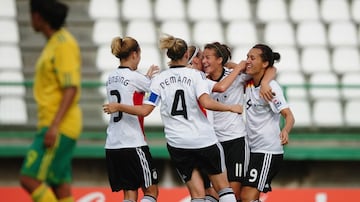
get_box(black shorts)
[105,146,159,192]
[221,137,249,183]
[242,152,283,193]
[202,137,249,188]
[167,143,226,183]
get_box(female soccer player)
[103,34,242,202]
[241,44,295,202]
[104,36,160,202]
[201,42,276,201]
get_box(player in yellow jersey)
[19,1,82,202]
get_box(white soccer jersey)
[144,66,218,149]
[245,80,289,154]
[105,67,151,149]
[204,79,216,125]
[211,67,250,142]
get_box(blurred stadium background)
[1,0,360,200]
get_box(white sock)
[218,187,236,202]
[191,199,206,202]
[123,200,134,202]
[140,195,157,202]
[205,194,218,202]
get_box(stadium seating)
[273,46,301,73]
[264,21,296,46]
[0,71,25,96]
[328,21,358,47]
[88,0,119,19]
[0,0,16,18]
[1,0,360,161]
[95,45,119,71]
[309,72,340,100]
[313,99,344,127]
[220,0,251,22]
[341,73,360,99]
[160,20,191,42]
[187,0,218,21]
[122,0,153,20]
[0,45,22,70]
[256,0,288,22]
[332,47,360,74]
[289,0,320,22]
[226,20,258,47]
[154,0,186,21]
[296,21,327,47]
[320,0,350,22]
[288,99,312,127]
[193,20,225,44]
[92,20,122,46]
[344,100,360,126]
[0,97,27,124]
[352,0,360,23]
[0,19,19,44]
[125,20,158,45]
[301,47,332,74]
[277,72,307,100]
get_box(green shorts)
[20,127,76,186]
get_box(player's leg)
[167,144,207,201]
[208,172,236,202]
[141,184,158,202]
[123,189,139,202]
[19,128,57,202]
[200,143,236,202]
[185,168,207,200]
[240,153,283,202]
[205,186,219,202]
[48,134,76,201]
[240,186,260,202]
[139,146,159,202]
[221,137,249,201]
[53,183,74,202]
[106,148,138,202]
[199,167,219,202]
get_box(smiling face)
[202,48,223,76]
[245,48,268,76]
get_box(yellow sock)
[59,196,74,202]
[31,183,57,202]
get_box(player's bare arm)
[45,86,77,148]
[260,66,277,102]
[199,93,243,114]
[279,108,295,145]
[103,103,154,117]
[212,61,246,93]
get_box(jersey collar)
[169,65,186,69]
[118,66,131,69]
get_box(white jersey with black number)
[144,66,218,149]
[105,67,151,149]
[245,80,289,154]
[211,67,250,142]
